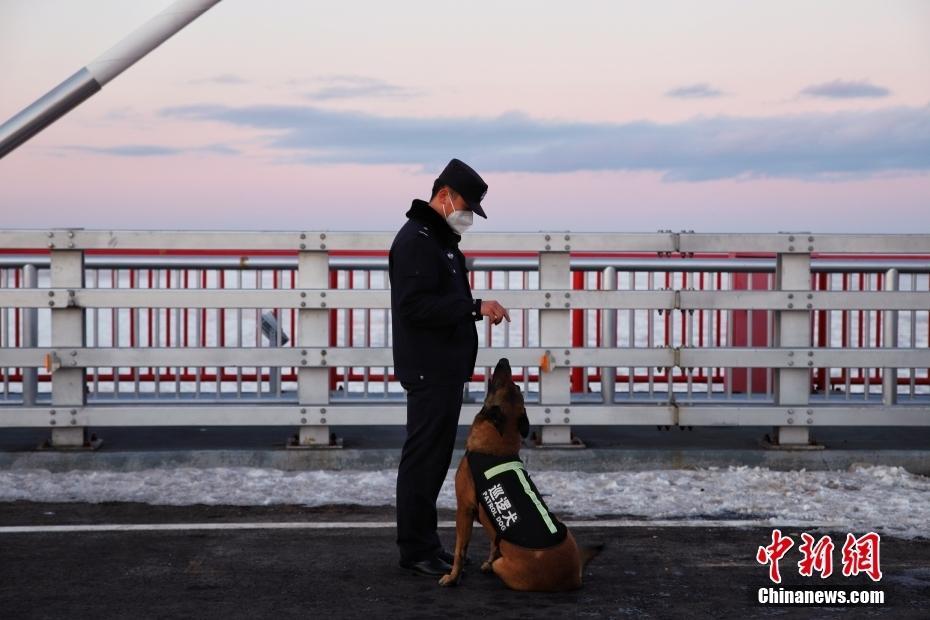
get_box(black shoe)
[438,549,472,566]
[399,555,452,577]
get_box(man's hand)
[480,300,511,325]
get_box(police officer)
[390,158,510,576]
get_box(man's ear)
[518,409,530,438]
[481,404,506,436]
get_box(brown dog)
[439,357,601,591]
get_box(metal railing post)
[538,249,574,446]
[49,249,87,447]
[21,264,39,406]
[771,246,812,446]
[882,268,899,405]
[601,266,617,404]
[294,244,333,447]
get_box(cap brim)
[467,201,487,218]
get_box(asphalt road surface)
[0,502,927,619]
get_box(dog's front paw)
[438,572,460,587]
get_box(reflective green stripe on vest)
[483,460,557,534]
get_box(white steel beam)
[772,253,812,446]
[49,250,87,447]
[9,404,925,428]
[8,288,928,311]
[679,406,930,427]
[8,346,929,370]
[0,230,676,253]
[296,251,331,446]
[0,404,679,428]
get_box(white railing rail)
[1,229,929,448]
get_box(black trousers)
[395,380,464,562]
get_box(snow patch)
[1,465,928,538]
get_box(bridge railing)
[0,229,928,447]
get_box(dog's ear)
[518,409,530,438]
[481,404,506,436]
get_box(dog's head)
[476,357,530,440]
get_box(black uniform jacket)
[389,199,483,385]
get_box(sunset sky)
[1,0,928,233]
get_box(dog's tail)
[580,543,605,569]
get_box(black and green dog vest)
[466,451,568,549]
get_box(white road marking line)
[0,519,847,534]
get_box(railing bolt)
[70,409,76,415]
[564,303,570,308]
[806,303,812,309]
[788,293,793,299]
[787,418,794,424]
[545,235,551,241]
[563,417,570,423]
[806,418,813,425]
[70,420,76,425]
[301,350,307,355]
[48,301,54,307]
[320,244,326,250]
[545,292,551,298]
[545,302,550,308]
[300,292,306,298]
[564,292,570,298]
[545,417,550,423]
[320,302,326,308]
[300,243,306,250]
[320,418,326,424]
[47,232,54,238]
[564,245,570,251]
[300,302,306,307]
[788,351,794,357]
[788,246,795,252]
[68,242,74,248]
[545,407,551,414]
[564,408,570,414]
[300,233,306,239]
[564,235,570,241]
[789,236,795,242]
[807,351,814,357]
[48,291,54,297]
[321,350,327,356]
[564,350,570,356]
[301,408,307,414]
[807,361,813,367]
[301,360,307,365]
[50,420,56,425]
[70,361,76,366]
[301,418,307,423]
[50,410,56,416]
[807,409,813,414]
[320,292,326,297]
[788,303,794,309]
[545,245,551,250]
[808,246,814,251]
[320,408,326,414]
[320,233,326,240]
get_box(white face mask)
[444,195,473,234]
